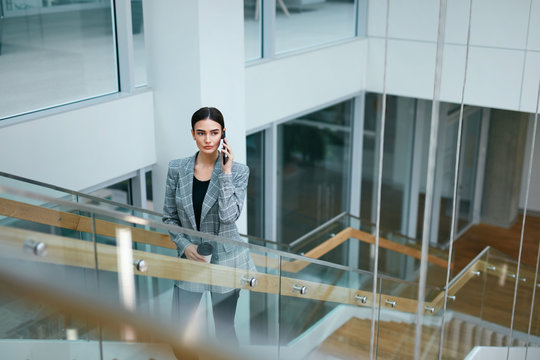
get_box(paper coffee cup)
[197,242,213,263]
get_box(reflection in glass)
[277,100,353,244]
[132,0,147,86]
[361,93,417,235]
[275,0,357,54]
[87,179,132,208]
[244,0,262,60]
[0,0,117,119]
[279,253,373,357]
[275,0,356,53]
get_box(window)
[277,100,353,243]
[131,0,147,86]
[245,0,364,61]
[244,0,262,61]
[246,131,265,238]
[275,0,358,54]
[0,0,118,119]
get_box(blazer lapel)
[179,154,197,230]
[200,158,221,225]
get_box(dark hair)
[191,107,225,129]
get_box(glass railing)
[0,171,450,275]
[288,213,449,287]
[0,171,287,252]
[0,182,449,359]
[437,247,540,357]
[2,175,538,359]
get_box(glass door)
[455,108,483,234]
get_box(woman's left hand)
[221,138,234,174]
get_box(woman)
[162,107,255,345]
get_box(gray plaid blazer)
[162,153,256,293]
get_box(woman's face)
[191,119,224,155]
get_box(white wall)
[245,39,367,132]
[0,91,156,192]
[367,0,540,113]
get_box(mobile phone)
[221,131,228,165]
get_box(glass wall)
[131,0,146,86]
[246,131,265,238]
[0,0,118,119]
[244,0,262,61]
[277,100,353,244]
[275,0,357,54]
[245,0,363,60]
[361,93,418,235]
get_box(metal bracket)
[355,294,367,304]
[24,238,47,257]
[242,276,258,288]
[133,259,148,272]
[293,284,307,295]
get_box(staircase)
[309,314,536,360]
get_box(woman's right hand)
[184,244,207,262]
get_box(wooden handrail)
[3,222,517,316]
[0,197,175,249]
[1,225,422,313]
[0,198,450,273]
[348,228,450,269]
[0,192,529,322]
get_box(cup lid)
[197,242,213,256]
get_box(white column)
[145,1,247,232]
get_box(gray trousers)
[172,285,240,346]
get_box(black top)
[192,176,210,231]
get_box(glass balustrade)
[482,248,537,343]
[2,175,539,359]
[376,278,441,359]
[0,184,379,359]
[438,248,489,358]
[289,213,450,287]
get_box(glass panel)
[275,0,357,54]
[88,179,132,207]
[360,135,375,221]
[377,278,442,358]
[362,93,422,236]
[247,131,265,238]
[277,100,353,244]
[0,172,163,223]
[0,186,284,358]
[244,0,262,61]
[0,0,118,119]
[482,249,534,343]
[525,123,540,351]
[286,214,449,286]
[145,170,154,210]
[0,189,101,346]
[132,0,147,86]
[449,109,530,351]
[440,250,489,358]
[433,105,482,245]
[279,253,374,359]
[456,108,482,233]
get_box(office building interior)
[1,0,540,359]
